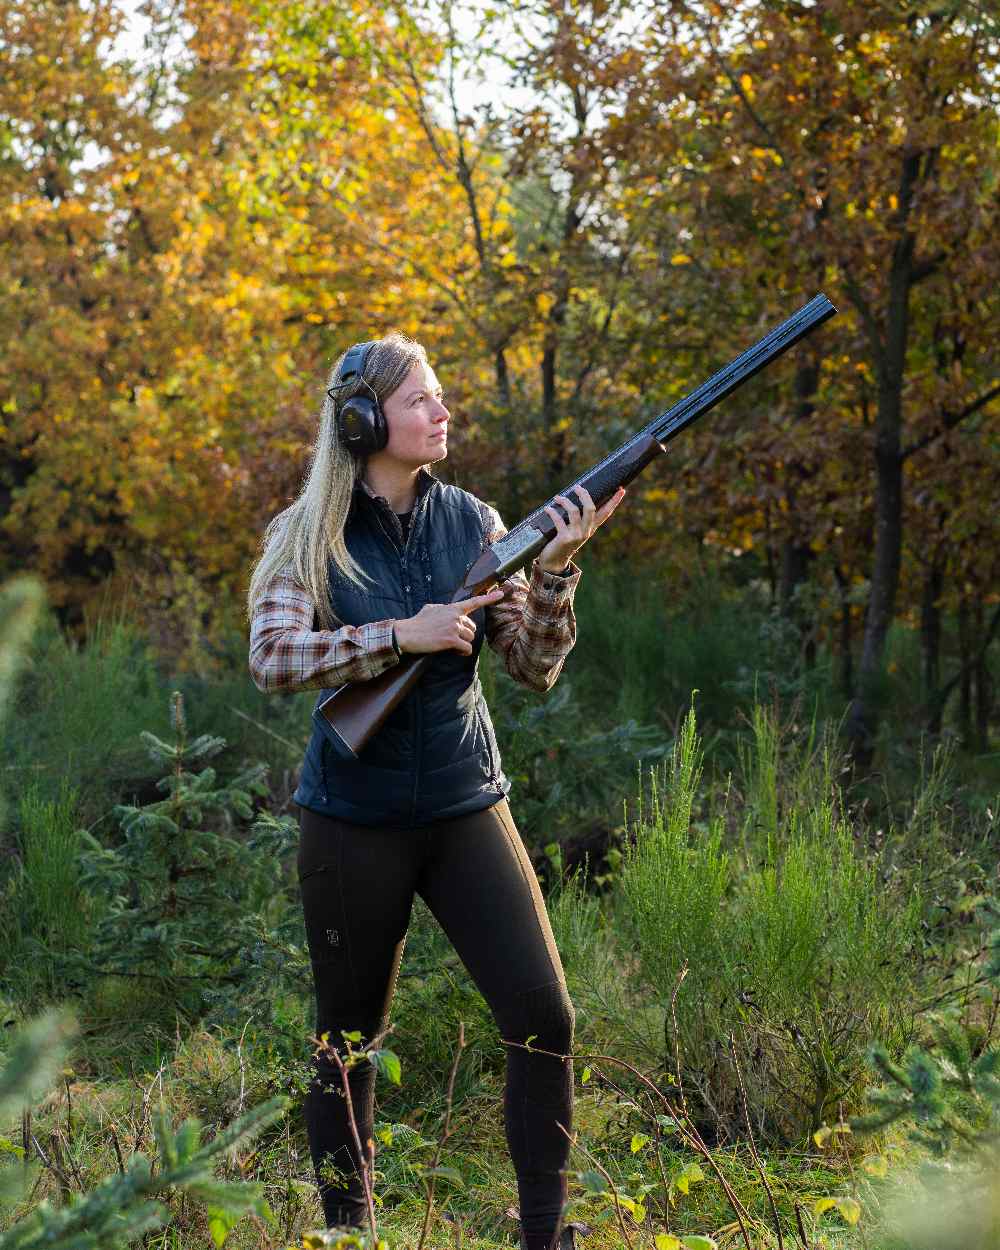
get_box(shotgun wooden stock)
[314,294,837,761]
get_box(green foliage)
[0,577,46,835]
[616,700,922,1139]
[486,661,671,842]
[570,562,835,738]
[0,1011,288,1249]
[0,607,166,829]
[0,782,91,1001]
[618,702,731,1029]
[75,692,302,1018]
[851,902,1000,1250]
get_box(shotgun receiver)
[314,293,837,760]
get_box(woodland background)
[2,0,998,762]
[2,2,1000,1248]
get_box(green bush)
[615,701,923,1142]
[76,692,303,1025]
[0,781,91,1002]
[0,606,166,829]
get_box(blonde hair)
[246,332,430,630]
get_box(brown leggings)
[296,797,575,1248]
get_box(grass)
[0,561,996,1248]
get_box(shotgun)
[314,293,837,760]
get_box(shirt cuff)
[361,619,403,677]
[531,557,582,597]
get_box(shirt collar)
[355,465,437,510]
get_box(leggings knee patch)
[510,980,575,1047]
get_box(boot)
[520,1221,585,1250]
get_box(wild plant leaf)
[580,1169,608,1193]
[371,1049,401,1086]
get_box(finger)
[555,493,583,525]
[465,587,506,610]
[595,486,626,526]
[574,485,596,524]
[543,503,567,532]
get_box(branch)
[841,270,886,363]
[932,600,1000,711]
[902,381,1000,459]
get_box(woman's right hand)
[393,587,506,656]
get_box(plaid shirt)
[248,484,581,696]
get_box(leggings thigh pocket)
[298,863,348,969]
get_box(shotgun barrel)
[313,293,837,760]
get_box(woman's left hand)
[537,485,626,574]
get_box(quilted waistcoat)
[292,469,510,826]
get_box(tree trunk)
[921,561,944,733]
[778,540,815,666]
[844,145,936,768]
[958,596,972,747]
[974,598,991,753]
[834,566,853,701]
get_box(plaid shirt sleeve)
[480,505,582,693]
[248,568,401,694]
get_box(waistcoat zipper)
[372,496,423,823]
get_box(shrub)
[76,692,303,1024]
[615,701,922,1142]
[0,781,91,1002]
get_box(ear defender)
[327,340,388,455]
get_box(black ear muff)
[327,340,388,455]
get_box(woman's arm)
[480,506,582,694]
[248,569,401,693]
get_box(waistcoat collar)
[354,466,438,512]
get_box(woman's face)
[379,360,450,468]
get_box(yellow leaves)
[813,1196,861,1225]
[499,251,519,268]
[536,291,556,316]
[888,193,899,211]
[739,72,754,96]
[670,253,692,266]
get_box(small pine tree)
[78,691,299,1008]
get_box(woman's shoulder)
[433,482,503,538]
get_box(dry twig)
[416,1020,467,1250]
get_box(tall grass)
[616,705,730,1050]
[0,606,166,827]
[613,701,923,1142]
[0,781,91,1002]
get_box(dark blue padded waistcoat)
[292,469,510,827]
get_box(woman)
[246,331,625,1250]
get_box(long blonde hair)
[246,332,429,630]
